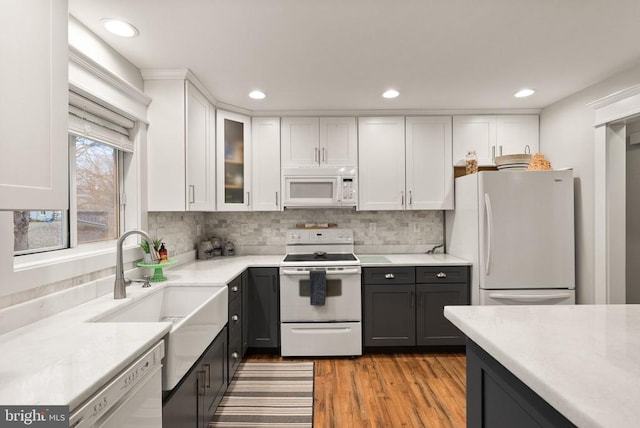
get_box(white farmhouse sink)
[93,284,228,390]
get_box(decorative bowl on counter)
[494,153,533,170]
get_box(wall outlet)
[412,223,420,233]
[241,224,250,234]
[369,222,377,233]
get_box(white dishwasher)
[69,340,164,428]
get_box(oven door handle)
[281,269,361,276]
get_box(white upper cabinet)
[0,0,68,210]
[496,115,539,156]
[217,110,252,211]
[281,117,319,166]
[146,79,215,211]
[452,116,496,166]
[319,117,357,166]
[186,84,215,211]
[252,117,281,211]
[358,117,406,210]
[282,117,357,167]
[406,117,453,210]
[452,115,539,165]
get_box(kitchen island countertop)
[445,304,640,428]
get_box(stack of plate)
[494,154,532,170]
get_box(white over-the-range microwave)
[282,167,357,208]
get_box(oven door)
[279,266,361,321]
[283,176,339,207]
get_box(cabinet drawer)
[228,275,242,302]
[363,267,415,285]
[228,296,242,338]
[416,266,469,283]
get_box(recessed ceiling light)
[249,90,266,100]
[102,19,139,37]
[514,88,535,98]
[382,89,400,99]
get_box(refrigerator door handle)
[484,193,493,275]
[488,292,573,302]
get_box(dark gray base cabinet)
[247,268,280,349]
[364,283,416,346]
[363,266,470,348]
[228,274,244,382]
[467,339,575,428]
[416,283,468,346]
[163,326,228,428]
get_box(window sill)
[14,240,141,273]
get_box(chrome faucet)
[114,230,159,299]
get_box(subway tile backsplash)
[148,209,444,256]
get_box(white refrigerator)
[446,170,575,305]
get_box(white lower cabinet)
[358,116,453,211]
[145,78,215,211]
[252,118,281,211]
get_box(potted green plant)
[140,240,154,264]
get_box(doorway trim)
[589,83,640,303]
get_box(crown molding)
[69,46,151,108]
[141,68,221,108]
[251,108,541,117]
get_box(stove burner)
[283,253,357,263]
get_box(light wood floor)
[245,352,466,427]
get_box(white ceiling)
[69,0,640,112]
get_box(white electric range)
[279,228,362,357]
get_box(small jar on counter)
[465,150,478,175]
[224,241,235,256]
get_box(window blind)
[68,91,136,152]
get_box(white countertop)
[444,304,640,428]
[0,252,469,410]
[357,253,471,266]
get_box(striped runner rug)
[209,362,314,427]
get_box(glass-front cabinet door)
[217,110,252,211]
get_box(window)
[74,136,120,244]
[13,91,134,256]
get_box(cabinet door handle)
[409,190,413,206]
[197,370,206,395]
[401,191,404,207]
[384,273,395,279]
[437,272,447,278]
[322,147,326,162]
[499,145,503,156]
[314,147,319,162]
[232,314,239,322]
[275,191,279,207]
[203,363,211,388]
[189,185,195,204]
[231,285,239,292]
[492,146,496,161]
[232,351,240,360]
[247,191,251,206]
[410,291,415,309]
